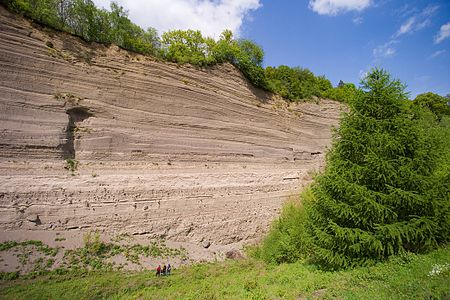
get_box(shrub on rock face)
[308,68,450,269]
[265,66,333,101]
[324,82,359,103]
[160,29,212,66]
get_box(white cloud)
[92,0,261,38]
[309,0,371,16]
[394,5,438,38]
[395,4,417,18]
[373,40,397,59]
[428,50,446,59]
[434,22,450,44]
[396,17,415,36]
[422,5,439,17]
[352,16,363,25]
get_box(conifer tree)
[308,68,450,269]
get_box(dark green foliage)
[431,113,450,242]
[307,68,450,269]
[0,271,20,280]
[413,92,450,122]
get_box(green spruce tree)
[308,68,449,269]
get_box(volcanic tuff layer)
[0,6,342,255]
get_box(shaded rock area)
[63,106,93,159]
[0,6,343,261]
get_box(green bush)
[265,66,334,101]
[210,30,237,63]
[324,82,359,103]
[83,231,107,256]
[65,158,78,172]
[259,188,314,264]
[0,271,20,280]
[160,29,214,66]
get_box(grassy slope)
[1,246,449,300]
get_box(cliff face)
[0,6,342,252]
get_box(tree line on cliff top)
[2,0,359,102]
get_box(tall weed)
[258,188,314,264]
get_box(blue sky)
[93,0,450,98]
[242,0,450,98]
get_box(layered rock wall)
[0,6,342,250]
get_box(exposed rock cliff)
[0,6,343,256]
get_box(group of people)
[156,263,171,276]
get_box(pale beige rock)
[0,6,343,261]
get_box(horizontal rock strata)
[0,6,342,251]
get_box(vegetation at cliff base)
[258,189,314,265]
[259,69,450,270]
[1,245,449,299]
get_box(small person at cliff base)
[156,265,161,276]
[162,264,167,276]
[167,263,171,275]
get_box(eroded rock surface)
[0,6,343,256]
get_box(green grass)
[1,245,449,299]
[0,234,188,279]
[64,159,78,173]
